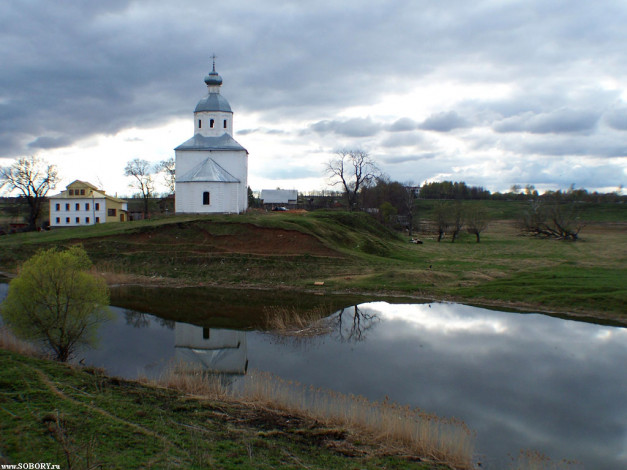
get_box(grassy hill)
[0,208,625,322]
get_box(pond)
[1,283,626,469]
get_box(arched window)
[203,191,210,205]
[210,119,215,128]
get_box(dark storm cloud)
[1,0,626,191]
[419,111,470,132]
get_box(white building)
[260,189,298,209]
[49,180,128,227]
[174,61,248,214]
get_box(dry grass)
[0,326,41,357]
[153,364,476,469]
[263,304,334,337]
[237,371,475,469]
[151,361,230,399]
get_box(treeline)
[418,181,625,203]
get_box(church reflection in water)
[174,323,248,376]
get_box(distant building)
[260,189,298,210]
[49,180,128,227]
[174,60,249,214]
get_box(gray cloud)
[310,117,381,138]
[494,109,600,134]
[603,107,627,131]
[420,111,470,132]
[28,136,73,150]
[387,117,419,132]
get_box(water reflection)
[174,324,248,375]
[333,305,379,342]
[2,282,626,470]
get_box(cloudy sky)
[1,0,626,196]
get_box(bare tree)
[325,149,379,211]
[465,206,489,242]
[449,202,464,243]
[520,200,584,240]
[124,158,155,218]
[433,201,450,242]
[402,184,419,237]
[0,156,60,230]
[158,157,176,194]
[333,305,379,342]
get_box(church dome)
[194,94,232,113]
[204,70,223,86]
[195,59,232,113]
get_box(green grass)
[0,348,448,469]
[0,207,625,321]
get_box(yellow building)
[49,180,128,227]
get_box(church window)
[85,203,89,211]
[198,119,201,128]
[203,191,210,205]
[55,203,60,211]
[210,119,215,128]
[55,217,60,224]
[223,119,227,128]
[203,328,210,340]
[66,217,70,223]
[86,217,90,223]
[75,203,80,211]
[95,203,100,210]
[65,203,70,211]
[75,217,80,223]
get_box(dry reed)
[0,326,41,357]
[154,362,476,469]
[153,361,230,399]
[237,370,475,469]
[262,304,333,337]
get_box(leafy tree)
[0,156,60,230]
[1,246,111,362]
[325,149,379,210]
[379,201,397,226]
[124,158,155,218]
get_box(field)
[0,202,625,323]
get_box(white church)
[174,61,248,213]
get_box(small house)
[260,189,298,210]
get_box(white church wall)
[175,182,241,213]
[195,111,233,136]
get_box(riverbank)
[0,344,458,469]
[0,210,625,323]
